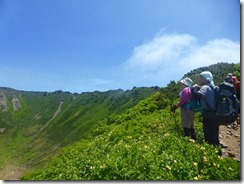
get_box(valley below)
[0,63,240,180]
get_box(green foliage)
[160,81,180,100]
[0,63,240,180]
[0,86,157,178]
[183,62,238,86]
[233,63,240,80]
[21,92,240,180]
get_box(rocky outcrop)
[0,128,6,133]
[0,90,22,111]
[0,92,8,111]
[12,96,21,111]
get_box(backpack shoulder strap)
[204,85,217,111]
[186,87,192,104]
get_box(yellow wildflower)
[203,156,207,162]
[189,139,195,143]
[200,146,205,150]
[125,144,130,148]
[164,133,169,137]
[166,165,171,170]
[100,164,106,169]
[193,176,199,180]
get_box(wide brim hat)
[179,77,193,88]
[200,71,213,82]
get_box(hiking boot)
[183,128,190,137]
[218,149,223,156]
[220,143,228,148]
[190,128,196,140]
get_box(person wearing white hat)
[171,77,196,140]
[192,71,222,156]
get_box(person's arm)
[176,88,189,108]
[191,86,202,100]
[171,88,189,112]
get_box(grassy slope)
[0,87,157,179]
[20,62,240,180]
[0,62,240,179]
[21,92,240,180]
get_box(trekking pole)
[170,104,177,127]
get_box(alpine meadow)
[0,63,240,180]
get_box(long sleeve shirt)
[176,87,192,111]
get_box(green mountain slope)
[22,91,240,180]
[0,87,158,179]
[0,62,240,180]
[183,62,239,85]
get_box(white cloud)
[180,39,240,71]
[122,31,240,88]
[89,78,113,85]
[125,32,197,71]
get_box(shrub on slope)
[21,92,240,180]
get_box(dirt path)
[219,121,240,161]
[0,162,27,180]
[35,101,63,136]
[0,102,64,180]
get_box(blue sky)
[0,0,240,93]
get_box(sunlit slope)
[0,87,158,177]
[21,91,240,180]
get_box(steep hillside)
[21,91,240,180]
[0,87,158,179]
[0,62,240,180]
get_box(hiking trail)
[35,101,63,136]
[219,121,240,161]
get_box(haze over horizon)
[0,0,240,93]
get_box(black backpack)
[215,81,240,125]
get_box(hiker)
[231,76,240,123]
[226,73,234,84]
[224,75,234,84]
[232,76,240,102]
[224,74,240,112]
[215,75,240,126]
[171,77,196,140]
[192,71,222,155]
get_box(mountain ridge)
[0,85,160,180]
[0,62,240,180]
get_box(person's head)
[232,76,237,83]
[179,77,193,89]
[227,73,233,78]
[224,76,233,84]
[199,71,214,87]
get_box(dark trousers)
[202,114,220,146]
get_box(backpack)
[187,88,202,112]
[215,81,240,125]
[190,98,202,112]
